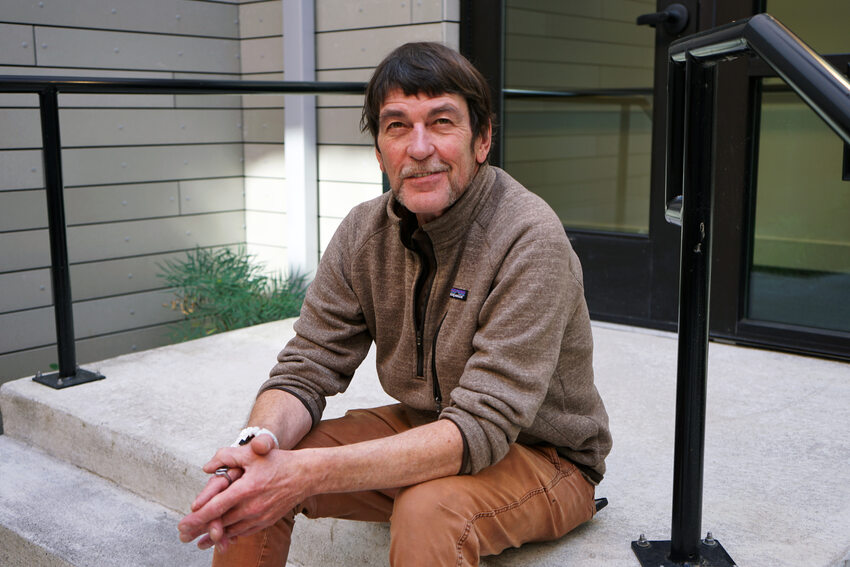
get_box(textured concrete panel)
[317,23,447,69]
[0,109,41,150]
[318,180,381,219]
[318,144,381,184]
[179,177,245,215]
[62,144,243,186]
[240,36,284,75]
[35,27,240,73]
[60,108,242,147]
[239,0,282,38]
[242,107,285,143]
[0,269,52,313]
[0,0,238,38]
[0,24,36,66]
[66,211,245,262]
[0,150,44,191]
[0,229,50,272]
[64,182,180,225]
[316,0,410,31]
[0,189,47,231]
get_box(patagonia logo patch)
[449,287,468,301]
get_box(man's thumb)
[250,434,275,455]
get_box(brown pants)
[212,405,596,567]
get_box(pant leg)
[389,444,596,567]
[211,405,412,567]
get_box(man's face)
[375,89,491,224]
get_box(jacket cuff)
[256,383,323,428]
[441,409,508,475]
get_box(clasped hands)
[178,433,303,553]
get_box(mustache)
[399,163,449,179]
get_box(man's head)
[361,42,493,146]
[361,42,494,224]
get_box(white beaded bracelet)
[232,426,280,449]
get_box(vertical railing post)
[39,87,76,376]
[633,46,735,567]
[669,53,716,564]
[34,86,104,389]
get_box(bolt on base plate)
[632,537,737,566]
[33,368,105,389]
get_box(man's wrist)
[232,426,280,449]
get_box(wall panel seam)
[27,23,240,41]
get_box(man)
[179,42,611,566]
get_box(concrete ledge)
[0,436,211,567]
[2,318,850,566]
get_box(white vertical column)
[283,0,318,276]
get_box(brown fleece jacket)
[260,164,612,481]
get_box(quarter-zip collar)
[389,163,496,249]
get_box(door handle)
[636,3,689,35]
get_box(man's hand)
[178,438,311,551]
[178,390,313,551]
[183,464,244,551]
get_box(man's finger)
[181,479,247,539]
[208,518,225,545]
[190,474,227,512]
[191,468,243,511]
[202,447,245,474]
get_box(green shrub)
[158,247,309,342]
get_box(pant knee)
[389,481,480,566]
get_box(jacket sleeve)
[439,225,585,475]
[257,214,373,427]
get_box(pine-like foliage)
[158,247,309,341]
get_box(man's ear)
[475,122,492,164]
[375,146,385,172]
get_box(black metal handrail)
[0,77,366,389]
[503,87,653,99]
[633,13,850,567]
[0,77,366,95]
[0,73,654,389]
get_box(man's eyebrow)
[379,108,406,122]
[378,103,463,123]
[428,104,462,118]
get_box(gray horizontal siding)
[0,0,239,38]
[0,288,180,354]
[316,23,458,70]
[34,27,240,73]
[0,323,176,382]
[0,0,251,379]
[1,0,461,382]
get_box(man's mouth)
[403,167,448,180]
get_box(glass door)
[464,0,850,359]
[496,0,699,329]
[711,0,850,360]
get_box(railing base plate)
[632,539,737,566]
[33,368,105,389]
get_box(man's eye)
[386,121,405,130]
[434,118,452,125]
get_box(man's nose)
[407,124,434,160]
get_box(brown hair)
[360,42,494,146]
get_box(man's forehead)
[379,90,468,116]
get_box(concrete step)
[0,319,400,566]
[2,318,850,566]
[0,436,211,567]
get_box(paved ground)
[1,318,849,566]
